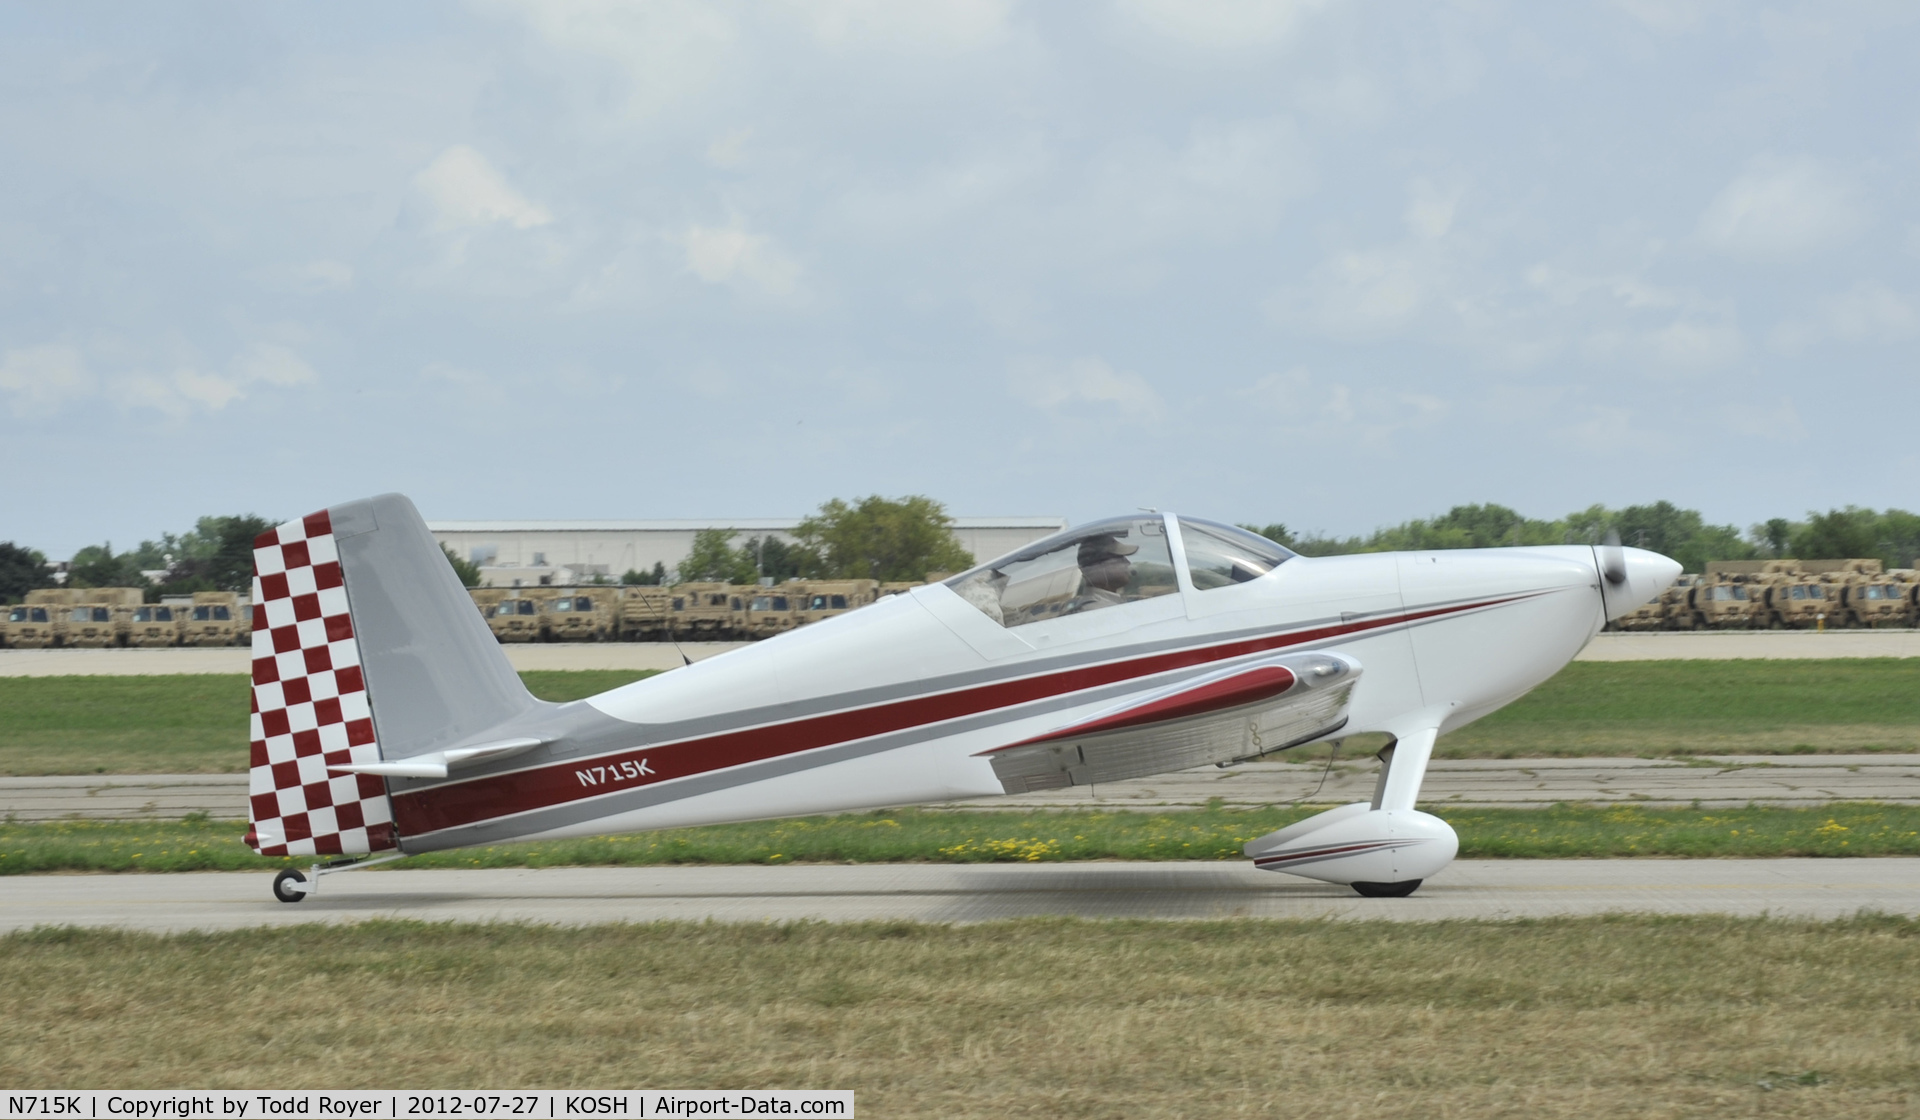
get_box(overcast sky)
[3,1,1916,559]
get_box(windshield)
[946,515,1178,628]
[1180,518,1295,589]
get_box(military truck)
[184,591,248,646]
[1764,559,1878,629]
[616,586,676,641]
[62,588,144,647]
[672,583,745,638]
[126,603,183,647]
[3,589,76,648]
[1692,562,1774,629]
[545,588,618,642]
[1845,569,1917,628]
[742,584,800,639]
[488,592,547,642]
[794,579,879,628]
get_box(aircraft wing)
[976,652,1360,794]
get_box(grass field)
[5,802,1917,874]
[3,916,1915,1116]
[1,659,1918,776]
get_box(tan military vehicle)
[1764,559,1878,629]
[545,587,618,642]
[877,581,920,599]
[185,591,247,646]
[1609,585,1671,631]
[126,603,184,647]
[1693,562,1772,629]
[4,589,78,648]
[794,579,879,628]
[617,586,675,641]
[672,583,745,638]
[62,588,144,648]
[469,587,508,623]
[742,584,800,639]
[1846,569,1917,628]
[488,591,547,642]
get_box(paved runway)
[3,629,1917,678]
[4,860,1915,932]
[11,754,1916,822]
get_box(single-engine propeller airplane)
[248,494,1679,903]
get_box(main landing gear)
[1351,880,1423,898]
[270,852,410,902]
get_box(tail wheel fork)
[269,852,410,903]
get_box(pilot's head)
[1077,535,1138,592]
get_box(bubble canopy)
[944,514,1296,629]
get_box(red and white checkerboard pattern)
[245,510,397,857]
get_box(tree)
[66,543,149,589]
[679,528,760,584]
[155,515,278,593]
[442,545,482,588]
[621,562,669,586]
[0,542,54,604]
[794,495,973,581]
[1792,508,1881,562]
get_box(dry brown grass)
[4,917,1917,1117]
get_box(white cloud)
[1240,367,1449,448]
[1646,320,1744,370]
[1775,283,1918,347]
[414,145,554,231]
[1114,0,1328,51]
[502,1,738,119]
[680,221,802,298]
[1283,248,1430,336]
[1404,178,1462,240]
[3,342,317,419]
[794,0,1013,50]
[1698,158,1865,258]
[0,344,95,416]
[1010,356,1161,417]
[234,343,318,388]
[705,128,754,169]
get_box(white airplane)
[248,495,1679,903]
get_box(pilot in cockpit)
[1065,534,1138,614]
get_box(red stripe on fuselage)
[985,663,1298,753]
[390,593,1540,837]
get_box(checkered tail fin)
[245,493,536,857]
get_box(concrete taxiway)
[9,754,1916,822]
[3,860,1915,932]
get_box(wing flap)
[978,652,1359,794]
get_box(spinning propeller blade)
[1600,529,1627,586]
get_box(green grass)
[2,659,1917,776]
[4,916,1918,1115]
[6,802,1919,874]
[0,670,659,775]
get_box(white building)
[426,517,1069,588]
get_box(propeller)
[1599,529,1627,586]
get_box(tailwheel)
[1352,879,1422,898]
[272,868,308,903]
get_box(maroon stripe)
[391,593,1537,836]
[985,664,1297,753]
[1253,839,1408,866]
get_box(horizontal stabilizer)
[328,737,546,780]
[978,652,1359,794]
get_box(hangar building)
[427,517,1070,588]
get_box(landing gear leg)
[269,852,409,903]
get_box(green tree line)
[1245,502,1920,574]
[633,495,975,586]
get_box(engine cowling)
[1243,802,1458,886]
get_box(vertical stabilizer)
[245,494,538,856]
